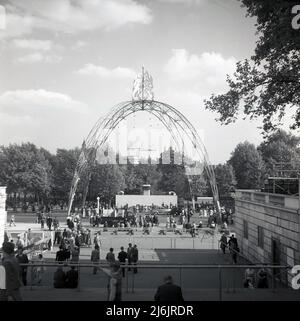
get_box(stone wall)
[234,190,300,285]
[0,186,7,245]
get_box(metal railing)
[12,261,295,301]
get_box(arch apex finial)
[132,67,154,101]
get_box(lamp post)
[97,196,100,215]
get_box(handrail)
[16,262,292,269]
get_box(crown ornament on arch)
[132,66,154,101]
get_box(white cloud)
[165,49,236,81]
[71,40,87,50]
[16,52,62,63]
[12,38,53,51]
[0,89,88,116]
[76,64,136,79]
[164,49,236,94]
[0,0,152,38]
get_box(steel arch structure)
[67,99,220,215]
[67,68,220,216]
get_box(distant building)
[234,189,300,285]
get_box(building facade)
[234,190,300,284]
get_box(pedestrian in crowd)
[56,246,66,262]
[62,228,68,239]
[47,238,52,251]
[117,246,127,277]
[154,275,184,302]
[127,243,133,271]
[9,215,16,227]
[26,228,32,245]
[132,245,139,274]
[54,228,61,245]
[40,213,45,229]
[91,245,100,275]
[53,217,59,230]
[71,246,80,263]
[228,234,239,264]
[46,215,53,231]
[16,235,24,249]
[257,268,269,288]
[53,266,66,288]
[106,248,116,266]
[219,233,228,254]
[101,262,122,301]
[65,266,78,289]
[94,232,102,249]
[16,248,29,286]
[1,242,22,301]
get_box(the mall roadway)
[5,212,300,301]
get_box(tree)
[157,148,190,199]
[0,143,52,206]
[51,148,81,203]
[214,163,237,196]
[88,164,125,205]
[258,129,300,173]
[204,0,300,133]
[229,141,265,189]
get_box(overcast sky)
[0,0,297,164]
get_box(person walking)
[9,215,16,227]
[154,275,184,302]
[228,234,239,264]
[117,247,127,277]
[91,245,100,274]
[219,233,228,254]
[1,242,22,301]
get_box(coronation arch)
[67,68,220,216]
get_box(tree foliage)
[229,141,265,189]
[214,163,237,196]
[205,0,300,133]
[258,129,300,173]
[0,143,52,200]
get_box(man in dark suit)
[117,247,127,277]
[154,275,184,302]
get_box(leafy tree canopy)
[205,0,300,133]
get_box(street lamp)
[97,196,100,215]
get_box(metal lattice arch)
[67,68,220,215]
